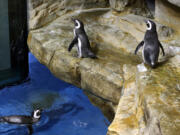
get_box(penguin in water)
[134,20,165,68]
[0,109,42,135]
[68,18,97,58]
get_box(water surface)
[0,53,109,135]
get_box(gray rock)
[109,0,131,11]
[28,0,109,30]
[167,0,180,7]
[155,0,180,34]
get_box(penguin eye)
[147,23,150,28]
[37,111,40,115]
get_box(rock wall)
[167,0,180,7]
[155,0,180,33]
[28,0,109,30]
[27,0,180,135]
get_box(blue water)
[0,53,109,135]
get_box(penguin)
[134,20,165,68]
[0,109,42,135]
[68,18,97,58]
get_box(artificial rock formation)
[27,0,180,135]
[167,0,180,7]
[155,0,180,33]
[28,0,109,30]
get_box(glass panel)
[0,0,29,88]
[0,0,11,71]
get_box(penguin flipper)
[27,125,33,135]
[68,37,78,52]
[158,41,165,56]
[135,41,144,55]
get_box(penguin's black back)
[143,27,160,66]
[75,27,92,50]
[1,116,38,125]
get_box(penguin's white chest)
[78,38,82,57]
[142,43,145,63]
[73,29,76,37]
[11,117,22,123]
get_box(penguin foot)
[88,55,97,59]
[27,125,33,135]
[87,51,97,59]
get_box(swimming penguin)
[134,20,165,68]
[0,109,42,135]
[68,18,97,58]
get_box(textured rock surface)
[28,0,109,29]
[27,0,180,134]
[155,0,180,34]
[108,58,180,135]
[28,8,145,103]
[167,0,180,7]
[109,0,134,11]
[109,0,152,18]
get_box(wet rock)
[137,63,147,72]
[84,90,116,122]
[107,65,141,135]
[108,56,180,135]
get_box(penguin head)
[32,109,42,119]
[72,18,84,30]
[145,20,156,31]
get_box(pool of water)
[0,53,109,135]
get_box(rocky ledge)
[28,1,180,135]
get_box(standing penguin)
[134,20,165,68]
[0,109,42,135]
[68,18,97,58]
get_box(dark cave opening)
[145,0,155,15]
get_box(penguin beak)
[39,109,43,112]
[71,18,75,23]
[144,19,148,24]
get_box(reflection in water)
[0,53,109,135]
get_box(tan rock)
[167,0,180,7]
[109,0,131,12]
[108,56,180,135]
[137,56,180,135]
[27,4,180,135]
[80,58,123,104]
[28,0,109,30]
[49,49,81,87]
[155,0,180,33]
[107,65,143,135]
